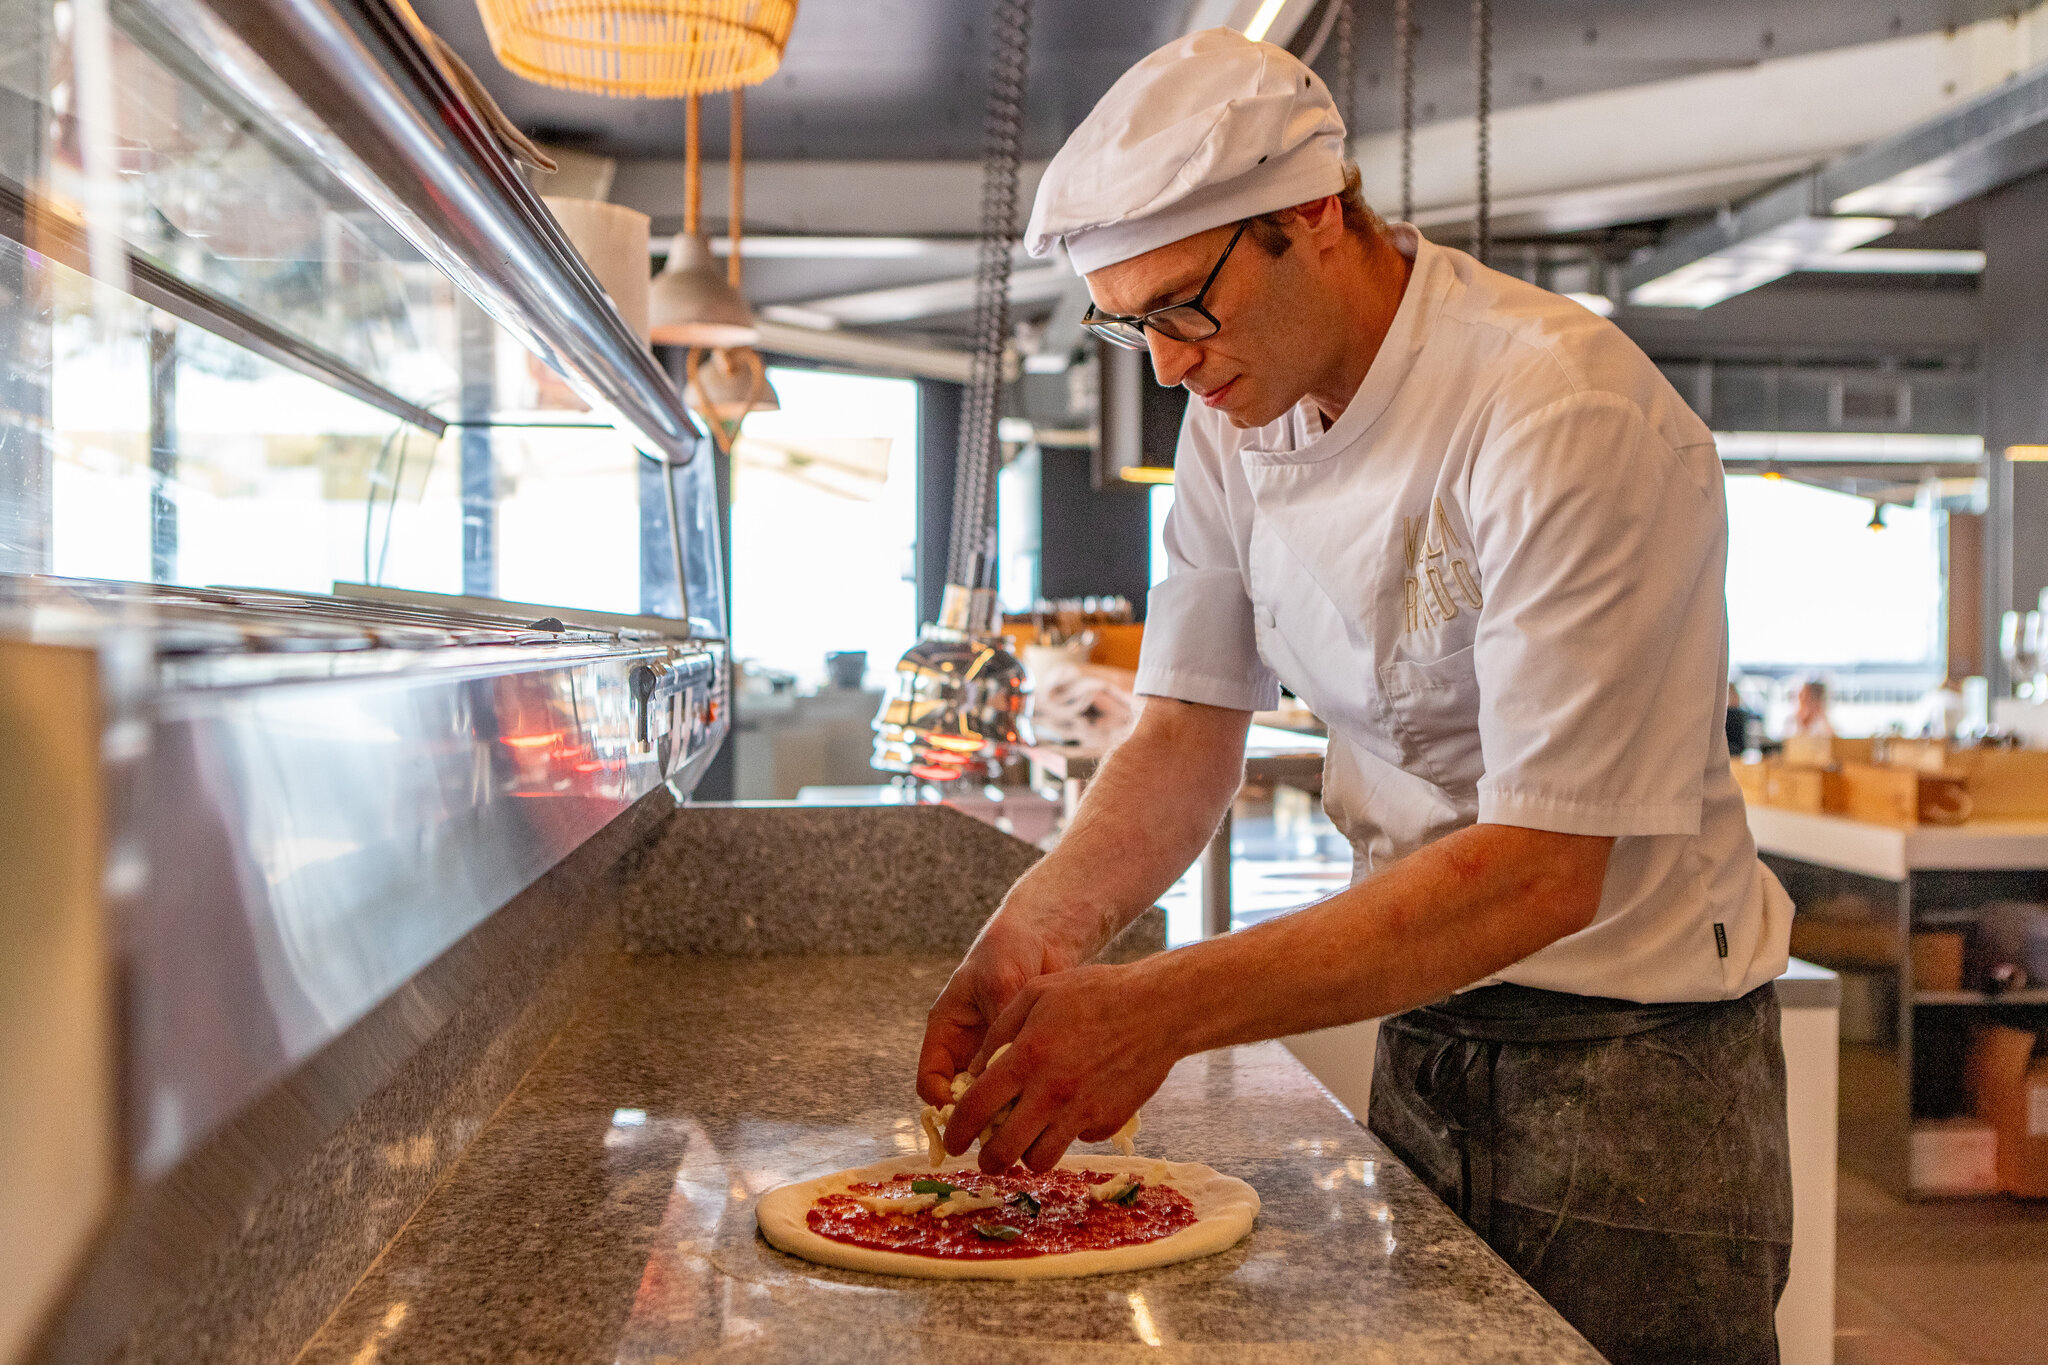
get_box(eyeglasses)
[1080,219,1249,351]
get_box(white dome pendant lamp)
[649,89,759,349]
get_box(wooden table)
[1026,723,1329,938]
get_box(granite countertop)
[296,955,1604,1364]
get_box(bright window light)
[1724,474,1939,670]
[1149,484,1175,590]
[729,368,920,690]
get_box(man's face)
[1084,219,1320,429]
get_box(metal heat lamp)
[872,557,1032,784]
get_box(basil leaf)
[910,1179,957,1196]
[1006,1191,1042,1217]
[1111,1180,1143,1206]
[973,1223,1023,1241]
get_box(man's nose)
[1144,332,1202,389]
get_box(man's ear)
[1299,194,1347,249]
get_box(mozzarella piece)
[919,1105,950,1167]
[854,1191,939,1216]
[1087,1172,1139,1203]
[929,1189,1006,1219]
[916,1044,1017,1168]
[1109,1110,1141,1157]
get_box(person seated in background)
[1725,683,1760,756]
[1918,675,1968,740]
[1788,677,1834,738]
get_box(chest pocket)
[1378,645,1484,794]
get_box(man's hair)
[1244,162,1387,256]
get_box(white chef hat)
[1025,28,1350,275]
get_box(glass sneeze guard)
[0,0,722,634]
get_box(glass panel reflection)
[0,0,713,631]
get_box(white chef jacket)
[1136,226,1791,1003]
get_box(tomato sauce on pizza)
[806,1167,1197,1260]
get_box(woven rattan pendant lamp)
[475,0,796,97]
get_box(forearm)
[992,697,1249,963]
[1143,822,1613,1052]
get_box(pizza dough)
[756,1154,1260,1280]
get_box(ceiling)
[419,0,2021,161]
[410,0,2029,377]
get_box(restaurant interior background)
[9,2,2048,1364]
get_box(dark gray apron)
[1369,982,1793,1365]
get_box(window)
[728,367,919,688]
[1149,483,1175,588]
[1723,475,1941,670]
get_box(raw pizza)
[756,1154,1259,1280]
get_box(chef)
[919,28,1794,1365]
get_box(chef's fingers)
[967,977,1039,1079]
[916,1031,970,1109]
[965,1011,1021,1077]
[966,1048,1078,1171]
[943,1046,1026,1158]
[1076,1115,1127,1144]
[977,1102,1052,1174]
[918,986,987,1108]
[1021,1113,1085,1174]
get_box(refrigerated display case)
[0,0,729,1355]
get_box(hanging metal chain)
[947,0,1033,590]
[1334,0,1354,133]
[1472,0,1492,263]
[1395,0,1414,223]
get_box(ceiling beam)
[1354,4,2048,236]
[752,321,976,383]
[613,159,1048,237]
[1625,56,2048,307]
[767,263,1073,327]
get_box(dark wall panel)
[917,379,963,626]
[1039,446,1151,616]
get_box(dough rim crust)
[756,1154,1259,1281]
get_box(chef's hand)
[917,918,1083,1109]
[942,961,1180,1174]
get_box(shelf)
[1747,805,2048,879]
[1915,989,2048,1006]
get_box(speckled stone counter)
[610,803,1165,961]
[296,956,1603,1364]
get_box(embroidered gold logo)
[1402,498,1483,633]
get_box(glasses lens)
[1083,318,1149,350]
[1147,305,1220,344]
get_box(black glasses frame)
[1080,219,1250,351]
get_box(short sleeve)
[1134,408,1281,712]
[1469,392,1725,837]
